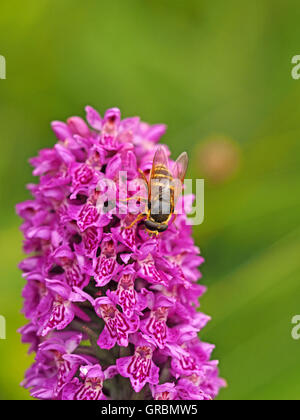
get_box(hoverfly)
[125,146,188,236]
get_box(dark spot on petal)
[103,215,119,233]
[116,304,123,313]
[71,233,82,244]
[69,233,82,251]
[68,194,88,205]
[116,252,135,266]
[49,265,65,275]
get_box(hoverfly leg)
[119,196,147,202]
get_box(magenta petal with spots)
[95,297,139,349]
[116,344,159,393]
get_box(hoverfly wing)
[150,145,169,177]
[172,151,188,210]
[173,151,188,182]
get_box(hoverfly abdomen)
[150,185,174,222]
[153,164,173,179]
[144,219,168,233]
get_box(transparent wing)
[172,152,188,208]
[173,152,188,182]
[149,145,169,198]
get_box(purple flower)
[140,295,174,349]
[22,332,84,399]
[17,106,225,400]
[92,235,118,287]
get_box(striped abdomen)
[149,165,174,223]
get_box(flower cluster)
[17,107,225,400]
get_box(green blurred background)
[1,0,300,400]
